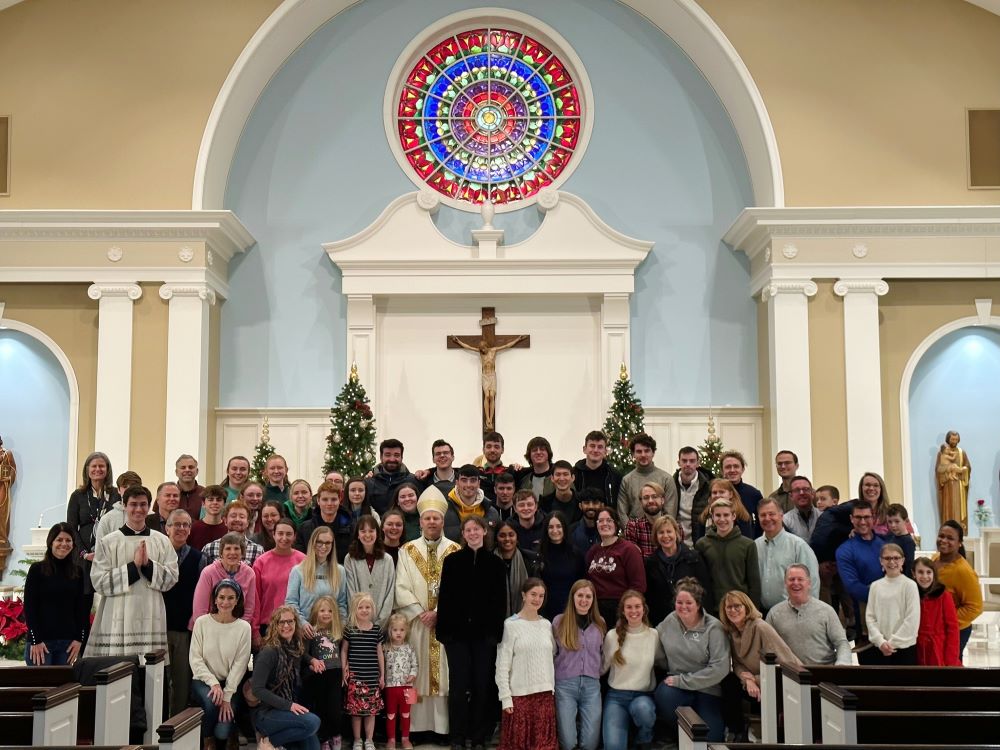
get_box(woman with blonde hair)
[717,589,799,740]
[644,515,713,626]
[552,580,606,750]
[700,479,753,538]
[287,525,348,632]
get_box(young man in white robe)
[394,486,461,737]
[89,485,179,659]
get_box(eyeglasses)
[168,522,192,529]
[278,619,296,626]
[724,603,745,611]
[314,540,333,547]
[881,556,903,562]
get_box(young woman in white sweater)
[865,542,919,664]
[189,579,253,750]
[601,590,664,750]
[495,577,558,750]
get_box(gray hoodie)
[655,611,730,696]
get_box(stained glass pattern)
[396,27,583,208]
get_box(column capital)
[760,279,817,301]
[834,278,889,297]
[158,283,216,305]
[88,283,142,301]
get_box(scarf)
[271,638,303,703]
[282,500,311,528]
[496,548,528,616]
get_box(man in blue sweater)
[834,501,884,661]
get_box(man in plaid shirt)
[624,483,667,557]
[200,500,263,565]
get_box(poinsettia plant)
[0,597,27,660]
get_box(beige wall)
[807,282,849,492]
[0,283,97,473]
[128,283,169,485]
[0,0,279,209]
[879,279,1000,502]
[700,0,1000,206]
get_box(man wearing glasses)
[162,509,206,716]
[783,477,822,542]
[835,501,886,653]
[767,450,799,512]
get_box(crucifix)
[447,307,530,433]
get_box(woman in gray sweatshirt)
[653,577,730,743]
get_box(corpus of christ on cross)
[447,307,531,433]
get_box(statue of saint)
[448,334,527,432]
[0,435,16,575]
[936,430,971,532]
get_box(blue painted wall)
[908,326,1000,539]
[0,330,70,584]
[222,0,756,408]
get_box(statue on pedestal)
[936,430,970,532]
[0,434,16,576]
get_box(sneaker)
[401,738,413,750]
[353,741,363,750]
[364,742,376,750]
[386,741,396,750]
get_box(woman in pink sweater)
[253,518,306,637]
[190,532,257,629]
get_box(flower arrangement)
[0,597,27,660]
[974,498,993,527]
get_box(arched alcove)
[902,321,1000,538]
[0,325,76,582]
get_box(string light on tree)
[250,415,276,484]
[603,362,646,474]
[324,362,377,478]
[698,410,725,476]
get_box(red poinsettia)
[0,598,27,642]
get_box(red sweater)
[917,589,961,666]
[585,538,646,601]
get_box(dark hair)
[78,451,113,493]
[584,430,607,444]
[522,576,546,594]
[459,515,493,550]
[344,477,375,517]
[273,517,297,535]
[221,456,250,488]
[775,449,799,464]
[456,464,480,478]
[348,515,385,559]
[254,499,285,551]
[210,579,246,619]
[629,433,656,453]
[913,557,946,599]
[851,501,874,516]
[941,519,964,542]
[551,459,574,473]
[115,471,142,490]
[40,522,79,579]
[790,475,812,488]
[577,487,606,505]
[494,518,520,543]
[816,484,840,500]
[203,484,227,502]
[886,503,909,521]
[379,438,404,455]
[539,511,576,559]
[123,485,152,504]
[677,445,699,459]
[495,472,515,486]
[431,439,453,455]
[389,481,421,511]
[483,431,504,447]
[596,506,622,536]
[524,436,553,464]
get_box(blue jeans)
[555,676,601,750]
[255,706,321,750]
[23,639,73,666]
[192,679,245,739]
[602,689,655,750]
[654,683,724,742]
[960,625,972,659]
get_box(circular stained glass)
[395,26,584,209]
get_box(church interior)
[1,0,999,595]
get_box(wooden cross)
[447,307,531,433]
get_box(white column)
[762,279,817,478]
[346,293,377,405]
[159,283,215,478]
[87,283,142,470]
[601,293,631,414]
[835,278,889,488]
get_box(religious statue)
[937,430,971,532]
[448,307,530,432]
[0,434,16,576]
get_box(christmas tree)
[698,413,725,477]
[250,416,276,484]
[603,363,646,474]
[323,363,377,478]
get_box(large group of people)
[18,432,984,749]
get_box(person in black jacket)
[66,451,119,564]
[644,515,713,626]
[573,430,622,507]
[673,446,714,544]
[295,480,353,563]
[366,439,417,515]
[436,516,508,750]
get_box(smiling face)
[380,447,403,473]
[775,452,798,479]
[381,514,404,544]
[709,484,732,503]
[721,456,744,483]
[203,494,225,518]
[674,590,699,622]
[313,531,334,562]
[221,543,243,568]
[317,490,341,518]
[157,484,180,516]
[723,595,746,629]
[622,595,645,626]
[456,474,480,503]
[347,480,366,506]
[758,501,783,536]
[552,467,574,492]
[175,457,198,485]
[860,475,882,503]
[711,505,735,535]
[784,566,811,603]
[420,511,444,540]
[462,519,485,549]
[125,494,150,526]
[166,513,191,546]
[496,526,518,554]
[914,561,936,590]
[316,601,334,627]
[87,456,108,487]
[547,516,565,544]
[291,483,312,510]
[242,484,264,510]
[573,585,594,616]
[276,611,297,641]
[656,521,678,552]
[790,479,815,510]
[226,508,249,535]
[584,439,606,466]
[432,444,454,470]
[215,587,239,615]
[273,523,296,551]
[515,495,537,522]
[50,531,74,560]
[358,523,377,550]
[265,457,287,487]
[640,486,664,516]
[483,440,504,465]
[261,504,281,531]
[396,486,418,512]
[880,549,904,577]
[522,584,546,613]
[325,472,345,491]
[937,525,961,557]
[355,598,374,624]
[850,506,874,538]
[596,509,618,540]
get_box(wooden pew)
[0,683,80,746]
[819,682,1000,743]
[758,653,780,743]
[780,663,1000,743]
[141,649,165,745]
[677,706,709,750]
[156,707,203,750]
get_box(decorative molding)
[760,279,818,301]
[833,278,889,297]
[976,298,993,324]
[0,302,4,320]
[178,247,194,263]
[852,243,868,258]
[192,0,782,209]
[781,243,798,259]
[107,246,123,262]
[207,250,214,266]
[87,283,143,301]
[158,283,217,304]
[537,187,560,211]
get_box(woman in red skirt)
[495,577,557,750]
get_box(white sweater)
[602,626,662,692]
[189,615,253,702]
[866,574,920,650]
[495,615,556,709]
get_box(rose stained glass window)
[395,27,583,209]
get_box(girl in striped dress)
[341,592,385,750]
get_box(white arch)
[898,315,1000,518]
[191,0,784,210]
[0,316,80,497]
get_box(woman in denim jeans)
[552,580,606,750]
[252,605,323,750]
[600,590,663,750]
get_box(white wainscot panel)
[215,409,331,486]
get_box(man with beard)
[570,488,605,554]
[624,482,668,557]
[367,438,417,515]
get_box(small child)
[884,503,915,577]
[382,613,418,750]
[341,592,385,750]
[913,557,961,666]
[307,596,344,750]
[815,485,839,512]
